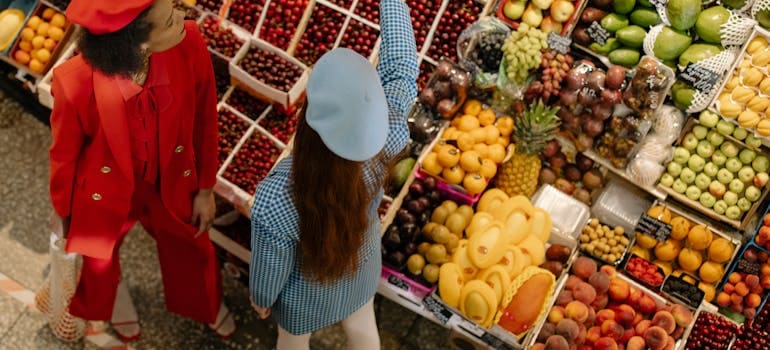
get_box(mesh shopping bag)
[35,233,87,342]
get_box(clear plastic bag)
[623,56,675,120]
[653,104,686,144]
[457,17,511,90]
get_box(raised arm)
[377,0,418,159]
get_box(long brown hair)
[291,107,389,283]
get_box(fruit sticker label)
[387,275,409,291]
[736,259,762,275]
[547,32,572,54]
[587,21,611,46]
[679,64,721,93]
[423,294,453,324]
[636,213,672,242]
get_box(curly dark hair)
[77,9,154,78]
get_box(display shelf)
[209,227,251,264]
[582,149,668,200]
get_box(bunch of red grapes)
[294,4,345,65]
[427,0,481,62]
[239,46,304,92]
[223,132,281,195]
[258,0,309,50]
[259,108,298,143]
[227,87,269,120]
[226,0,265,32]
[217,109,250,167]
[339,20,379,58]
[198,17,244,58]
[526,50,574,102]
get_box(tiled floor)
[0,92,451,349]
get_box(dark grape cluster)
[294,4,345,65]
[226,0,265,32]
[217,109,250,167]
[223,132,282,195]
[239,47,304,92]
[198,17,244,58]
[339,19,379,59]
[417,61,434,90]
[469,32,505,72]
[227,87,269,120]
[258,107,298,143]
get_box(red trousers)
[69,180,222,324]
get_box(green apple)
[695,173,712,190]
[700,192,717,208]
[729,179,745,194]
[717,120,736,136]
[740,149,757,165]
[724,191,739,205]
[673,179,688,193]
[726,158,743,173]
[686,185,702,201]
[660,173,675,187]
[747,134,763,149]
[720,141,739,158]
[707,130,724,147]
[693,126,709,140]
[668,162,683,177]
[673,147,691,164]
[738,198,752,212]
[504,0,527,19]
[709,180,726,198]
[726,205,742,219]
[717,168,734,184]
[704,162,719,177]
[688,154,706,173]
[745,185,762,202]
[682,133,699,151]
[753,155,769,173]
[754,172,769,187]
[699,110,720,128]
[713,200,728,214]
[697,141,715,158]
[739,166,756,183]
[733,127,748,141]
[681,168,697,184]
[712,150,728,166]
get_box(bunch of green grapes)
[502,23,548,84]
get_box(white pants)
[276,298,380,350]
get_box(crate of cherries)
[230,39,309,108]
[197,15,247,59]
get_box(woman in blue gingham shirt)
[248,0,418,348]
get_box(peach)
[639,295,658,314]
[575,324,587,344]
[628,289,644,308]
[716,292,731,307]
[596,309,616,325]
[735,282,750,296]
[762,275,770,289]
[578,346,593,350]
[538,323,556,343]
[746,293,762,308]
[573,282,598,304]
[608,278,631,302]
[589,272,610,294]
[565,301,590,323]
[532,344,546,350]
[549,306,566,323]
[626,336,646,350]
[730,303,744,313]
[621,328,636,343]
[586,307,596,326]
[663,336,676,350]
[724,282,735,294]
[729,272,742,284]
[670,304,693,328]
[594,337,619,350]
[592,293,609,310]
[586,326,602,344]
[746,274,760,289]
[671,326,684,339]
[731,293,744,306]
[744,307,757,319]
[600,265,617,277]
[573,257,598,279]
[651,311,676,334]
[643,326,669,350]
[566,275,583,290]
[632,311,644,326]
[545,335,569,350]
[601,320,624,340]
[751,284,764,294]
[556,290,574,306]
[556,319,580,341]
[615,304,637,327]
[635,320,651,336]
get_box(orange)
[31,36,44,49]
[20,28,34,41]
[26,16,41,30]
[35,48,51,64]
[463,173,487,195]
[463,99,482,116]
[48,26,64,41]
[457,114,480,132]
[42,8,55,20]
[36,23,50,37]
[13,50,30,65]
[478,109,496,126]
[18,40,31,52]
[28,58,45,73]
[43,38,56,51]
[50,14,67,28]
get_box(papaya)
[496,267,556,336]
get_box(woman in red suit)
[48,0,235,340]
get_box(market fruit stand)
[4,0,770,348]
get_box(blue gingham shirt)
[249,0,418,335]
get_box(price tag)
[649,0,668,8]
[423,294,453,325]
[736,259,762,275]
[547,32,572,54]
[387,275,409,292]
[587,21,611,46]
[453,317,486,337]
[636,213,672,242]
[480,332,512,349]
[679,64,721,93]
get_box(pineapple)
[496,99,560,198]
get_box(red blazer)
[49,21,219,259]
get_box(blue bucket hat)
[306,48,388,162]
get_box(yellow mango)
[747,37,769,55]
[753,51,770,66]
[748,96,770,113]
[719,100,743,118]
[739,110,761,129]
[732,86,757,104]
[742,67,764,87]
[757,119,770,136]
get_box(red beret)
[66,0,154,35]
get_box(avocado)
[696,6,730,44]
[678,43,724,67]
[672,80,696,110]
[721,0,746,9]
[638,0,654,7]
[600,13,630,32]
[609,49,641,67]
[392,157,416,189]
[667,0,702,30]
[653,26,693,60]
[616,25,647,48]
[630,8,661,27]
[758,8,770,29]
[613,0,636,14]
[590,38,622,55]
